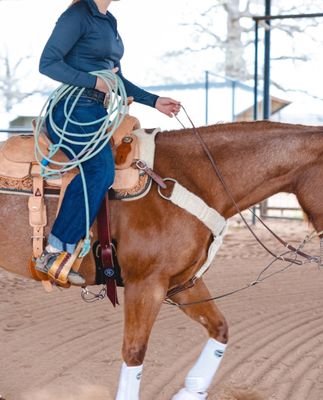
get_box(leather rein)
[165,107,321,307]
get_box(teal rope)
[34,70,128,257]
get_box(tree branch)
[271,55,309,62]
[164,44,221,58]
[271,81,323,101]
[201,2,226,17]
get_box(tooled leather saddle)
[0,114,159,301]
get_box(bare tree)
[166,0,322,83]
[0,51,46,113]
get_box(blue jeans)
[46,94,115,253]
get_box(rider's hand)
[155,97,181,117]
[95,67,119,93]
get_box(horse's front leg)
[170,279,228,400]
[116,276,168,400]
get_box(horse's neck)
[155,121,323,218]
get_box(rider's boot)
[35,248,85,286]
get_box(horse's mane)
[159,120,320,138]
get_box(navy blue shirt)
[39,0,159,108]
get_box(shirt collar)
[84,0,116,21]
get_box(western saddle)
[0,113,154,289]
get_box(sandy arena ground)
[1,217,323,400]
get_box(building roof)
[236,96,292,121]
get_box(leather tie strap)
[29,163,47,258]
[97,194,119,307]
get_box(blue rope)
[34,70,128,257]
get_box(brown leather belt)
[63,88,105,103]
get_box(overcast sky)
[0,0,322,129]
[0,0,193,88]
[0,0,197,129]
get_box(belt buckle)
[103,93,110,108]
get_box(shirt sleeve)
[115,62,159,108]
[39,8,97,88]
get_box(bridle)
[165,107,322,307]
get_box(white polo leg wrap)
[185,338,227,393]
[172,388,207,400]
[115,362,143,400]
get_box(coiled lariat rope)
[34,70,128,257]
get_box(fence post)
[205,70,209,125]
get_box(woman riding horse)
[36,0,180,286]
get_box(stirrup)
[47,252,73,285]
[47,247,85,286]
[47,240,85,286]
[35,250,60,274]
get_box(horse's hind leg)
[116,276,168,400]
[170,279,228,400]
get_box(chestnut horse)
[1,120,323,399]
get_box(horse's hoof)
[171,388,207,400]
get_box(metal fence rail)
[0,129,33,134]
[258,205,303,221]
